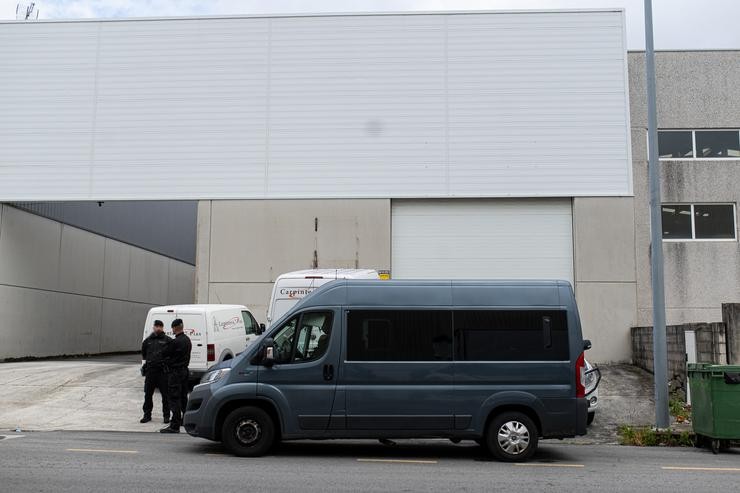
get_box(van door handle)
[323,364,334,381]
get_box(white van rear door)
[179,313,207,371]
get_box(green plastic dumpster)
[688,363,740,454]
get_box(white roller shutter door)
[392,199,573,283]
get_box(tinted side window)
[347,310,452,361]
[454,310,569,361]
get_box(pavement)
[0,355,657,440]
[1,431,739,492]
[0,354,169,432]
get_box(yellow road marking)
[515,463,585,468]
[357,458,438,464]
[662,466,740,472]
[66,448,138,454]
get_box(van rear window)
[454,310,569,361]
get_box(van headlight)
[200,368,231,385]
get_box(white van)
[142,304,263,380]
[267,269,380,325]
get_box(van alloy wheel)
[486,411,539,462]
[497,420,530,455]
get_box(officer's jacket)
[141,332,171,366]
[163,332,192,369]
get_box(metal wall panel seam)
[265,18,272,197]
[620,8,634,196]
[443,15,450,195]
[88,22,102,199]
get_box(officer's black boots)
[160,426,179,433]
[140,415,151,423]
[163,415,170,424]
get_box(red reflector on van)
[207,344,215,362]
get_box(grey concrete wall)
[197,199,391,323]
[573,197,637,363]
[0,204,195,359]
[629,51,740,327]
[632,322,727,394]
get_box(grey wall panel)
[207,282,274,324]
[194,200,211,304]
[128,249,169,305]
[573,197,636,282]
[59,226,105,297]
[0,11,631,201]
[575,282,637,363]
[0,285,102,359]
[0,206,61,291]
[99,299,154,353]
[209,199,391,284]
[102,238,132,300]
[167,259,195,305]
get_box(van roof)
[149,304,249,313]
[290,279,573,312]
[275,269,379,280]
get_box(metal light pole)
[644,0,670,429]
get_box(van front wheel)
[486,412,538,462]
[222,406,275,457]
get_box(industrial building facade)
[3,11,736,363]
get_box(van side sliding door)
[340,309,455,433]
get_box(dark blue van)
[183,280,590,462]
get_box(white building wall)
[0,10,630,201]
[0,205,195,359]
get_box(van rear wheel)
[222,406,275,457]
[486,412,538,462]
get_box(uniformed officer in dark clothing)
[160,318,192,433]
[140,319,172,424]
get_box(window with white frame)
[661,204,737,240]
[658,130,740,159]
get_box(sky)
[2,0,739,50]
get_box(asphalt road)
[1,432,739,492]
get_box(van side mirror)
[583,339,592,351]
[262,338,275,367]
[257,323,266,335]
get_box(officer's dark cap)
[172,318,184,328]
[153,320,164,327]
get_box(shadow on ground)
[187,438,583,463]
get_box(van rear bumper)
[576,397,588,436]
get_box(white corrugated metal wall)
[0,10,630,201]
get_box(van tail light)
[207,344,215,362]
[575,352,586,398]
